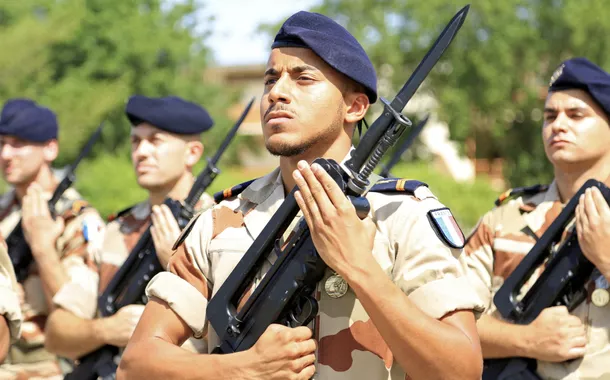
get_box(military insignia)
[428,208,465,249]
[71,199,89,214]
[325,273,348,298]
[549,63,565,86]
[592,288,609,307]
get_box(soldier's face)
[542,89,610,170]
[130,124,192,191]
[0,136,49,185]
[260,47,348,157]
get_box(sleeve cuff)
[0,286,22,341]
[53,282,97,319]
[408,276,485,319]
[146,272,208,338]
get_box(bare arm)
[0,316,9,362]
[45,309,108,360]
[118,298,316,380]
[477,307,586,362]
[349,265,482,380]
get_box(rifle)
[483,179,610,380]
[207,5,470,354]
[7,122,105,283]
[63,98,254,380]
[378,115,429,178]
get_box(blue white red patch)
[428,208,465,249]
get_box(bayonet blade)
[69,121,105,172]
[391,5,470,111]
[211,97,255,165]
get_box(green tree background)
[3,0,608,229]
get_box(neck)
[15,165,57,202]
[148,172,195,206]
[279,133,352,193]
[554,156,610,202]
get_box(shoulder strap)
[213,179,257,203]
[369,178,428,195]
[494,184,550,207]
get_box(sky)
[203,0,321,66]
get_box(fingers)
[310,162,349,208]
[152,205,180,239]
[592,187,610,219]
[293,167,323,224]
[293,353,316,375]
[290,325,314,342]
[564,346,587,360]
[583,188,600,222]
[161,204,181,236]
[298,364,316,380]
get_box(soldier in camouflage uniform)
[0,99,105,379]
[461,58,610,379]
[119,12,484,380]
[45,96,215,366]
[0,236,23,362]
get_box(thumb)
[55,216,65,231]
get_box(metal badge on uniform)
[428,208,465,249]
[325,273,348,298]
[592,273,610,307]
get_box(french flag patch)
[428,208,465,249]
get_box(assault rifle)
[207,5,470,354]
[7,122,105,283]
[64,98,254,380]
[483,179,610,380]
[378,115,429,178]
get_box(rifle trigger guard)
[289,295,319,328]
[380,97,412,133]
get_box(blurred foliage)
[0,0,246,167]
[311,0,610,186]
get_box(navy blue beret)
[125,95,214,134]
[272,11,378,103]
[549,57,610,119]
[0,98,58,142]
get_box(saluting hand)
[21,183,64,256]
[293,160,377,281]
[576,186,610,281]
[150,204,182,269]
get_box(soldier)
[118,11,484,380]
[45,96,215,365]
[0,237,23,362]
[0,98,104,378]
[460,57,610,379]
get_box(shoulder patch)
[71,199,90,214]
[494,184,550,206]
[213,179,257,204]
[369,178,428,195]
[428,208,465,249]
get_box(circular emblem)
[325,274,348,298]
[592,288,610,308]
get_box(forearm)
[348,266,481,380]
[0,316,9,362]
[118,337,251,380]
[477,314,532,359]
[32,245,68,306]
[45,309,107,360]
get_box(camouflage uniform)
[0,188,104,379]
[146,167,484,379]
[461,181,610,379]
[54,194,214,357]
[0,237,23,343]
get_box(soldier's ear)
[185,140,203,168]
[42,139,59,163]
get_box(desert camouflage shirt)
[54,194,214,356]
[461,181,610,379]
[0,236,22,343]
[146,167,484,380]
[0,187,104,379]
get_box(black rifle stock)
[6,122,105,283]
[378,115,429,178]
[483,179,610,380]
[207,6,470,354]
[64,98,254,380]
